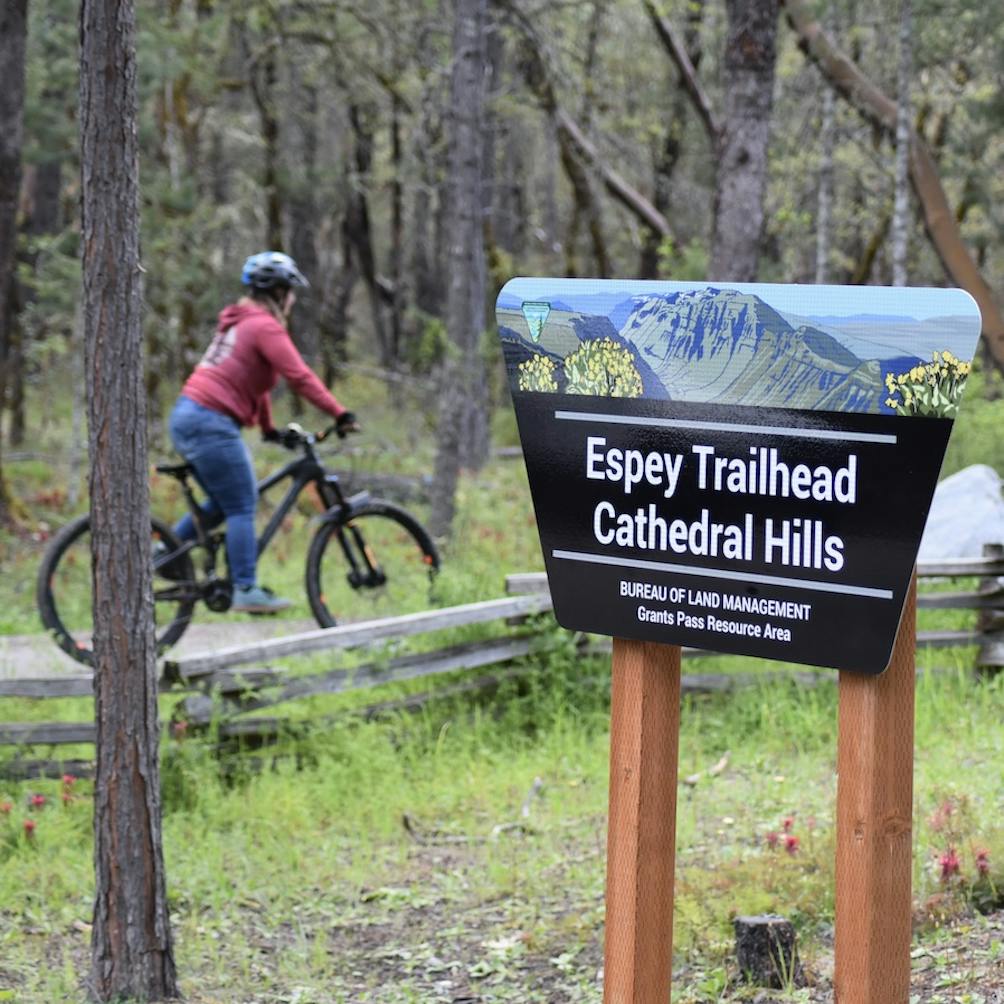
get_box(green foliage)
[656,236,709,281]
[564,338,643,398]
[404,313,448,374]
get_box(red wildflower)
[939,847,961,882]
[62,774,77,788]
[765,831,780,849]
[0,801,11,815]
[975,848,991,877]
[784,834,800,855]
[29,794,46,809]
[23,819,36,838]
[782,816,794,833]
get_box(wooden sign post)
[604,638,681,1003]
[835,573,917,1002]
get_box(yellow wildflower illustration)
[883,350,970,418]
[517,353,559,393]
[564,338,643,398]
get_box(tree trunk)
[80,0,178,998]
[0,0,28,527]
[289,75,321,367]
[346,101,394,368]
[709,0,780,281]
[248,39,283,251]
[890,0,912,287]
[815,78,835,283]
[430,0,490,538]
[781,0,1004,368]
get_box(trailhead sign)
[497,279,982,674]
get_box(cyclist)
[166,251,358,614]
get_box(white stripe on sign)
[554,410,897,445]
[551,549,895,600]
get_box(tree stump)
[733,914,804,988]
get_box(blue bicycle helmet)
[241,251,309,290]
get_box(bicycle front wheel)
[36,514,197,667]
[305,501,440,629]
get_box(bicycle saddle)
[155,462,194,479]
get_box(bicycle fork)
[339,521,387,590]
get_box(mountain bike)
[37,424,440,667]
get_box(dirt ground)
[6,856,1003,1003]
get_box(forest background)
[2,0,1004,1001]
[2,0,1004,517]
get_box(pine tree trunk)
[0,0,28,527]
[80,0,178,998]
[709,0,780,281]
[430,0,490,538]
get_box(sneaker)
[152,539,187,581]
[231,584,292,615]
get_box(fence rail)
[2,550,1002,772]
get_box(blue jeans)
[168,396,258,588]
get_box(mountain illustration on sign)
[521,301,551,343]
[498,286,958,413]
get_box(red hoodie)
[181,301,346,433]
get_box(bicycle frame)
[160,442,360,588]
[253,453,335,557]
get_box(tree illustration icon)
[521,301,551,343]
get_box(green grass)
[1,653,1002,1001]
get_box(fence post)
[977,542,1004,676]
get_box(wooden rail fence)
[2,548,1002,774]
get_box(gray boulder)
[920,465,1004,560]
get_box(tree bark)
[289,74,321,366]
[815,77,835,283]
[0,0,28,527]
[346,100,394,368]
[709,0,780,281]
[430,0,490,538]
[890,0,912,286]
[80,0,178,998]
[781,0,1004,368]
[248,38,283,250]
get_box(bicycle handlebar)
[280,421,358,449]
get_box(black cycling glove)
[335,411,359,437]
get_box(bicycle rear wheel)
[305,500,440,629]
[36,514,197,667]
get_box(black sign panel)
[497,278,982,674]
[515,393,950,674]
